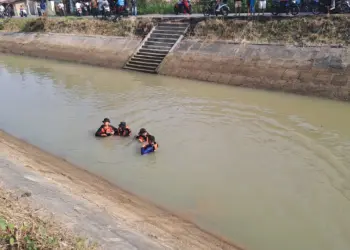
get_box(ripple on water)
[1,55,350,250]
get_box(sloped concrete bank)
[0,130,242,250]
[0,32,141,69]
[0,32,349,101]
[159,40,350,101]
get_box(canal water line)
[1,55,350,250]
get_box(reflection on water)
[1,54,350,250]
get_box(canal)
[1,54,350,250]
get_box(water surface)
[1,55,350,250]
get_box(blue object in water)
[141,145,154,155]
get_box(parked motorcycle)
[82,2,89,15]
[308,0,348,14]
[203,0,230,16]
[271,0,299,15]
[57,2,65,16]
[342,0,350,12]
[101,2,111,18]
[174,1,192,14]
[76,8,82,16]
[20,9,27,17]
[114,5,129,17]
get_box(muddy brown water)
[1,54,350,250]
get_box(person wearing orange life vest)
[141,135,158,155]
[116,122,132,137]
[135,128,149,142]
[95,118,118,137]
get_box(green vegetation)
[0,188,97,250]
[138,0,174,14]
[191,15,350,45]
[0,14,349,46]
[0,17,156,37]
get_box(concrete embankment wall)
[0,32,140,69]
[158,40,350,101]
[0,32,349,101]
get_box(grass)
[0,14,349,46]
[0,17,156,37]
[190,15,350,45]
[138,0,174,15]
[0,188,98,250]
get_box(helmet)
[119,122,126,128]
[139,128,147,134]
[102,118,110,123]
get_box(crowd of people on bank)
[0,0,137,18]
[0,0,345,18]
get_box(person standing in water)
[116,122,132,137]
[95,118,118,137]
[135,128,149,142]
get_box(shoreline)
[0,129,244,250]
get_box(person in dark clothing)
[95,118,118,137]
[135,128,148,142]
[141,135,158,154]
[115,122,132,137]
[131,0,137,15]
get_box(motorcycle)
[20,9,27,17]
[343,0,350,12]
[76,7,82,16]
[174,1,192,14]
[102,2,111,18]
[271,0,300,15]
[82,2,89,15]
[308,0,348,14]
[57,3,65,16]
[203,0,230,16]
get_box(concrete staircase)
[124,22,189,73]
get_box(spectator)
[131,0,137,15]
[234,0,242,15]
[117,0,125,13]
[246,0,250,16]
[91,0,98,17]
[40,0,46,15]
[258,0,266,15]
[0,4,4,14]
[36,1,42,16]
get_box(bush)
[0,189,97,250]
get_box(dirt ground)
[0,130,244,250]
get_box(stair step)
[131,56,163,63]
[124,66,157,74]
[144,41,174,47]
[126,62,158,70]
[148,37,179,43]
[158,23,189,28]
[143,45,172,50]
[134,54,164,61]
[155,27,186,33]
[151,30,184,35]
[136,51,167,58]
[150,33,181,39]
[128,59,160,67]
[139,48,169,54]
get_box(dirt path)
[0,130,244,250]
